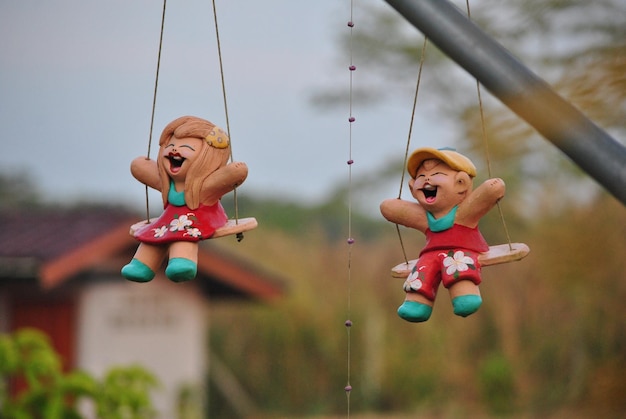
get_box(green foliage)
[0,328,94,419]
[0,329,159,419]
[96,366,159,419]
[479,353,516,415]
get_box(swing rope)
[211,0,240,226]
[465,0,513,250]
[395,36,429,265]
[144,0,242,235]
[475,79,513,250]
[144,0,168,222]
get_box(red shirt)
[420,224,489,256]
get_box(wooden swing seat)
[129,217,258,240]
[391,242,530,278]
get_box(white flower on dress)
[185,227,202,238]
[152,225,168,238]
[170,214,194,232]
[442,251,475,276]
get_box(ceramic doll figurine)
[121,115,247,283]
[380,147,505,322]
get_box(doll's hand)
[488,178,505,188]
[228,162,248,186]
[200,162,248,204]
[380,198,428,233]
[456,178,505,227]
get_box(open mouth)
[421,184,437,203]
[167,154,185,173]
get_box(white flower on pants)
[442,250,476,278]
[404,266,425,292]
[170,214,193,232]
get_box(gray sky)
[0,0,449,213]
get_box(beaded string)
[344,0,357,415]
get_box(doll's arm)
[456,178,505,227]
[130,157,161,191]
[380,198,429,233]
[200,161,248,205]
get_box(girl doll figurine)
[380,147,505,322]
[121,115,248,283]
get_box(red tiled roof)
[0,207,136,261]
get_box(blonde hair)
[157,116,230,209]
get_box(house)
[0,206,284,417]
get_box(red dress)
[134,201,228,244]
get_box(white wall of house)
[77,276,209,418]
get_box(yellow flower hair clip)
[205,127,230,149]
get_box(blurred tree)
[315,0,625,214]
[0,171,42,210]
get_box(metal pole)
[384,0,626,205]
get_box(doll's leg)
[441,249,483,317]
[448,280,482,317]
[398,292,434,323]
[165,241,198,282]
[121,243,167,282]
[397,253,439,322]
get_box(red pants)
[403,249,482,301]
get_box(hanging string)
[344,0,357,415]
[398,37,428,200]
[465,0,513,250]
[144,0,168,222]
[211,0,240,230]
[394,36,429,265]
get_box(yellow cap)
[407,147,477,178]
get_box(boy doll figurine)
[380,147,505,322]
[121,115,247,283]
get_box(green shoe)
[452,294,482,317]
[121,258,155,283]
[165,258,197,282]
[397,301,433,323]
